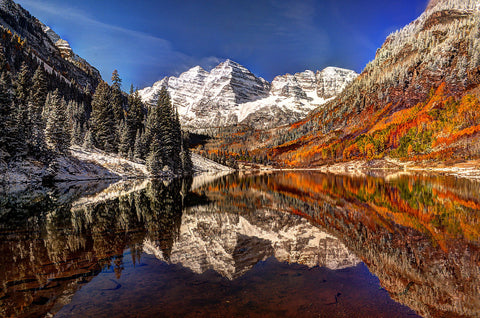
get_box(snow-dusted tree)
[28,65,48,153]
[118,120,130,157]
[133,129,145,159]
[146,139,163,176]
[45,89,70,154]
[71,121,83,145]
[0,70,15,157]
[15,62,31,106]
[111,70,124,123]
[12,62,32,155]
[90,81,116,152]
[83,129,94,149]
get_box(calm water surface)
[0,172,479,317]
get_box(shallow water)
[0,172,479,317]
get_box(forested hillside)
[260,0,480,167]
[0,0,192,182]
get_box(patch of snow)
[0,146,230,184]
[191,153,234,173]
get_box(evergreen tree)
[146,139,163,175]
[171,108,182,172]
[0,70,15,157]
[126,86,144,149]
[90,81,116,152]
[29,65,48,153]
[83,129,94,149]
[144,89,166,174]
[180,132,193,174]
[45,89,70,154]
[12,62,32,155]
[42,91,54,121]
[15,62,31,106]
[67,100,88,145]
[71,121,83,145]
[133,129,146,160]
[111,70,124,123]
[144,87,191,175]
[118,120,130,157]
[157,87,175,170]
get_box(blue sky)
[17,0,428,89]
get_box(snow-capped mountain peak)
[139,60,357,130]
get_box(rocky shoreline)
[237,158,480,180]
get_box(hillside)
[242,0,480,168]
[0,0,197,182]
[0,0,101,92]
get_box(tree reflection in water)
[0,171,478,317]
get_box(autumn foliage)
[268,83,480,166]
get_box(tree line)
[0,42,192,177]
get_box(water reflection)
[144,207,359,280]
[0,178,188,317]
[196,172,480,318]
[0,171,479,317]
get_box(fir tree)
[45,89,70,154]
[90,81,116,152]
[71,121,83,145]
[180,132,193,174]
[133,129,146,160]
[83,129,94,149]
[157,87,175,169]
[0,70,15,157]
[111,70,124,123]
[146,139,163,176]
[171,108,182,172]
[144,89,165,173]
[126,86,144,149]
[118,120,130,157]
[15,62,31,106]
[29,65,48,153]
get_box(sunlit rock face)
[139,60,357,130]
[143,206,360,280]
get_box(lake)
[0,171,479,317]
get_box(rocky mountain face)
[261,0,480,166]
[139,59,357,130]
[0,0,101,90]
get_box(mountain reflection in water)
[0,171,479,317]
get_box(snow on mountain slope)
[139,60,357,130]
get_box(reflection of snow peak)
[143,208,359,280]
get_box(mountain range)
[139,60,357,129]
